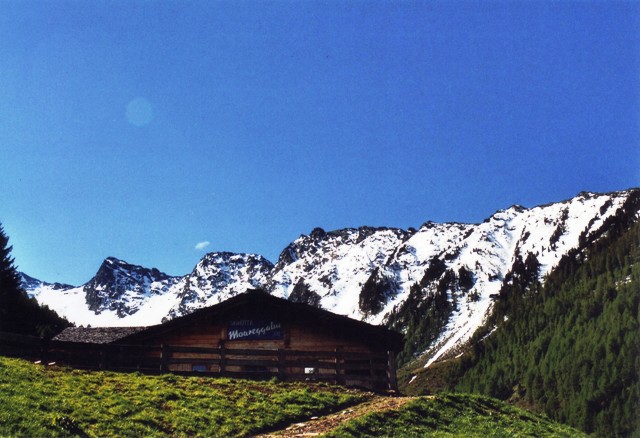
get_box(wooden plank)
[116,354,161,362]
[335,348,344,385]
[160,344,169,372]
[282,350,364,358]
[167,358,221,366]
[341,362,387,371]
[283,350,386,360]
[281,350,333,357]
[167,345,221,354]
[224,348,279,356]
[278,349,285,380]
[387,350,398,391]
[284,360,342,369]
[220,346,226,374]
[224,358,278,367]
[226,340,284,349]
[342,353,387,360]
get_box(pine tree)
[0,223,25,330]
[0,223,69,337]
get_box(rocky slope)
[266,189,639,364]
[24,252,274,327]
[83,257,181,317]
[23,189,640,363]
[166,252,274,320]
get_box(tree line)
[0,223,70,338]
[447,212,639,436]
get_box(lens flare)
[125,97,153,126]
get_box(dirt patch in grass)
[255,395,417,437]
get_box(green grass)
[0,356,364,437]
[325,393,586,437]
[0,356,586,437]
[397,356,457,396]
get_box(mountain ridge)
[22,188,640,364]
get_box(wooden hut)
[52,289,403,390]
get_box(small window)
[192,364,207,372]
[305,367,318,381]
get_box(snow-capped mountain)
[84,257,181,317]
[21,273,73,294]
[22,189,640,364]
[266,190,639,364]
[166,252,274,320]
[268,226,411,318]
[24,252,273,327]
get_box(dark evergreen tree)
[447,214,640,437]
[0,223,70,337]
[0,224,22,299]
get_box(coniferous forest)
[447,214,640,436]
[0,223,69,338]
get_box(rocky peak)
[19,273,73,297]
[268,225,411,318]
[90,257,173,289]
[166,252,274,320]
[84,257,177,316]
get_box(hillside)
[325,393,584,437]
[437,201,640,435]
[0,356,583,437]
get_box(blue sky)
[1,1,638,285]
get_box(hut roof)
[53,326,147,344]
[53,289,404,351]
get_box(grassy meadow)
[327,393,586,437]
[1,356,586,437]
[0,356,363,437]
